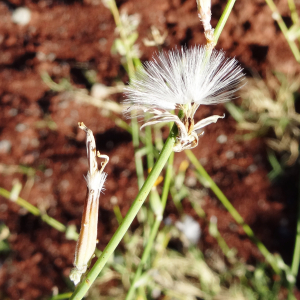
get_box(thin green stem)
[108,0,135,78]
[133,116,145,189]
[214,0,237,45]
[209,217,233,259]
[125,152,174,300]
[154,125,164,152]
[161,152,175,209]
[108,0,145,188]
[137,286,147,300]
[265,0,300,63]
[0,187,78,240]
[288,0,299,25]
[287,0,300,67]
[69,125,177,300]
[49,293,73,300]
[0,187,39,215]
[145,122,154,169]
[185,150,280,274]
[126,220,160,299]
[291,174,300,276]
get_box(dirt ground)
[0,0,300,299]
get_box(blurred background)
[1,0,300,299]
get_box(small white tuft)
[85,171,107,193]
[124,46,244,116]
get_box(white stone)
[8,108,18,116]
[225,150,234,159]
[15,123,26,132]
[12,7,31,25]
[0,140,11,153]
[216,134,227,144]
[247,164,258,173]
[44,169,53,177]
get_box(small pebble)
[185,176,197,187]
[30,138,39,148]
[47,53,56,61]
[8,108,18,116]
[36,52,47,61]
[0,203,8,212]
[111,156,120,164]
[247,164,258,173]
[59,179,70,191]
[99,38,107,46]
[44,169,53,177]
[225,150,235,160]
[199,157,208,166]
[15,123,26,132]
[216,134,227,144]
[58,101,69,109]
[0,140,11,153]
[36,52,56,62]
[12,7,31,25]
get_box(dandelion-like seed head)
[124,46,244,152]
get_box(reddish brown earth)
[0,0,300,299]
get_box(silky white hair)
[84,171,107,194]
[124,46,244,114]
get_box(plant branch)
[125,152,174,300]
[214,0,237,45]
[291,175,300,276]
[0,187,78,240]
[265,0,300,63]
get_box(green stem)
[214,0,237,44]
[108,0,145,188]
[265,0,300,63]
[0,187,77,239]
[109,0,135,78]
[49,293,73,300]
[69,125,177,300]
[125,152,174,300]
[185,150,280,274]
[287,0,300,64]
[288,0,299,25]
[291,174,300,276]
[145,121,154,169]
[133,116,145,189]
[137,287,147,300]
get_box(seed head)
[124,46,244,151]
